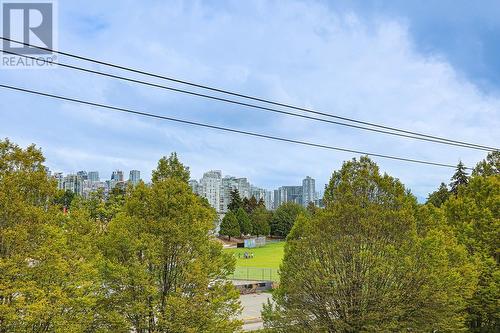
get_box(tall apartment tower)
[111,170,124,182]
[129,170,141,185]
[200,170,222,211]
[302,176,316,207]
[88,171,100,182]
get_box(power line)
[1,36,497,152]
[0,83,471,170]
[1,49,494,152]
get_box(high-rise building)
[77,170,88,181]
[53,172,64,190]
[302,176,316,207]
[200,170,222,211]
[88,171,99,182]
[278,185,303,206]
[129,170,141,185]
[63,174,84,195]
[111,170,124,182]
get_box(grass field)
[225,241,285,281]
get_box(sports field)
[225,241,285,281]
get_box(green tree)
[450,160,469,195]
[219,211,240,241]
[236,207,252,236]
[102,160,241,332]
[0,139,102,332]
[263,156,476,332]
[306,201,317,215]
[443,174,499,331]
[472,151,499,177]
[151,152,189,183]
[227,189,242,212]
[269,202,306,238]
[53,189,75,209]
[426,182,450,207]
[251,207,271,237]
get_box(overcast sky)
[1,0,499,200]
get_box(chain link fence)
[228,267,279,281]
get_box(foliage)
[0,139,242,332]
[269,202,306,238]
[472,151,500,177]
[151,152,190,183]
[443,173,500,331]
[100,161,241,332]
[426,182,450,208]
[450,161,469,195]
[251,207,271,237]
[263,156,477,332]
[0,139,103,332]
[219,211,240,240]
[227,189,242,212]
[236,207,252,236]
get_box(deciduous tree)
[263,156,476,332]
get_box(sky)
[1,0,499,200]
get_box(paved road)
[239,293,272,331]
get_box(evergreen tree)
[269,202,306,238]
[219,211,240,241]
[450,161,469,194]
[235,207,252,236]
[250,207,271,237]
[257,197,266,208]
[426,182,450,207]
[227,189,242,212]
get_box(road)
[239,293,272,331]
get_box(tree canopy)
[269,202,306,238]
[263,156,476,332]
[219,211,240,241]
[0,139,241,332]
[151,152,190,183]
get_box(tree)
[227,189,242,212]
[443,174,500,331]
[263,156,476,332]
[472,151,500,177]
[242,195,258,214]
[219,211,240,241]
[306,201,317,215]
[151,152,190,183]
[269,202,306,238]
[426,182,450,207]
[102,159,241,332]
[250,207,271,237]
[235,207,252,236]
[450,160,469,195]
[0,139,103,332]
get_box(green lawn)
[225,241,285,281]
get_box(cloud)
[0,0,498,201]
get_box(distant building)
[302,176,316,207]
[88,171,99,182]
[62,174,83,196]
[276,185,303,207]
[129,170,141,185]
[111,170,124,182]
[77,170,88,181]
[200,170,222,211]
